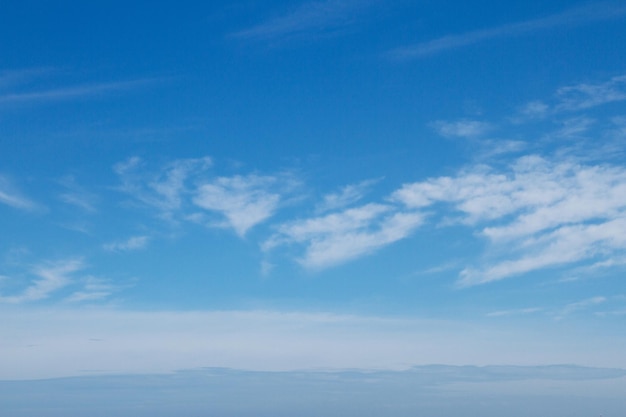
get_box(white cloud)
[65,276,120,303]
[114,156,213,216]
[232,0,372,41]
[517,100,550,120]
[432,119,492,138]
[301,212,424,268]
[516,75,626,121]
[115,157,296,237]
[0,78,157,106]
[486,307,544,317]
[554,296,607,320]
[390,3,626,58]
[556,75,626,111]
[550,117,595,139]
[265,203,423,269]
[194,174,288,236]
[103,236,150,252]
[0,176,37,211]
[0,259,83,303]
[316,179,377,213]
[58,176,97,212]
[392,155,626,285]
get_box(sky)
[2,0,626,415]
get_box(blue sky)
[2,0,626,414]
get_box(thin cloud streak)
[0,176,38,211]
[194,174,289,237]
[390,2,626,58]
[232,0,374,42]
[265,203,424,269]
[103,236,150,252]
[0,78,159,106]
[0,259,84,304]
[393,155,626,286]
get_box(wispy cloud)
[194,174,297,237]
[554,296,607,320]
[58,176,98,212]
[392,155,626,286]
[232,0,374,42]
[432,119,493,138]
[0,67,55,91]
[390,2,626,59]
[0,79,156,106]
[516,75,626,122]
[115,157,298,237]
[555,75,626,111]
[487,307,544,317]
[0,175,38,211]
[114,156,213,217]
[265,203,423,269]
[103,236,150,252]
[65,276,121,303]
[0,259,83,303]
[315,179,378,213]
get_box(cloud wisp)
[390,2,626,59]
[232,0,374,42]
[58,176,98,213]
[103,236,150,252]
[194,174,295,237]
[432,119,493,139]
[115,156,298,237]
[516,75,626,121]
[392,155,626,286]
[0,176,37,211]
[114,156,214,217]
[0,79,157,106]
[315,179,378,213]
[0,259,84,304]
[265,203,423,269]
[0,259,124,304]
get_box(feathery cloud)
[103,236,150,252]
[115,157,297,236]
[0,78,158,106]
[554,296,607,320]
[0,176,38,211]
[516,75,626,121]
[0,259,83,303]
[390,2,626,59]
[265,203,423,269]
[232,0,373,42]
[315,179,378,213]
[432,119,492,138]
[114,156,213,216]
[58,176,98,212]
[194,174,292,237]
[393,155,626,286]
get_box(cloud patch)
[390,2,626,58]
[232,0,373,42]
[265,203,423,269]
[432,119,492,138]
[194,174,290,237]
[392,155,626,286]
[103,236,150,252]
[0,176,37,211]
[0,259,83,303]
